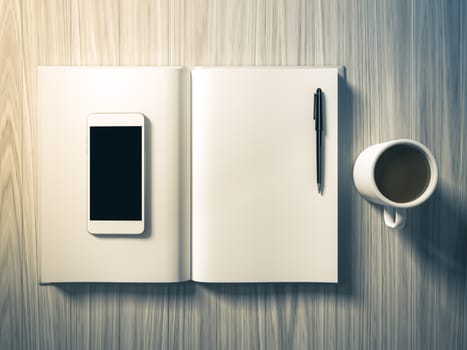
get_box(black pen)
[314,88,323,194]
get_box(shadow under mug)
[353,139,438,229]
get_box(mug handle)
[383,207,406,229]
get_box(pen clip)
[313,93,317,121]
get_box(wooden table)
[1,0,466,349]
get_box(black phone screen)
[90,126,142,220]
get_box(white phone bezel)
[87,113,145,235]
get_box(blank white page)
[192,67,339,282]
[39,67,191,282]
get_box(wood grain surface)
[1,0,466,349]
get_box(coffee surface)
[374,145,430,203]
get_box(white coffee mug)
[353,139,438,229]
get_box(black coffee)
[374,144,431,203]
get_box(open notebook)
[39,66,342,283]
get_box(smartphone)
[87,113,145,234]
